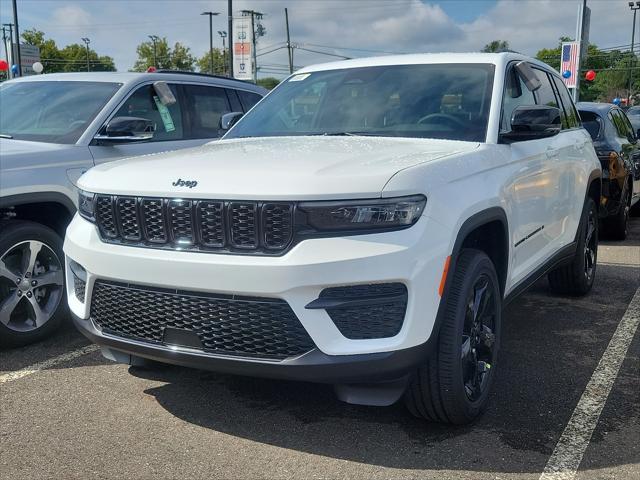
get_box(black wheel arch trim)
[448,206,509,293]
[0,192,76,215]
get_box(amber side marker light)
[439,256,451,297]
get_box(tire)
[604,188,629,240]
[548,198,598,296]
[0,221,67,348]
[405,249,501,424]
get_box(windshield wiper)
[0,133,13,139]
[318,131,380,137]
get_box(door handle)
[545,147,555,159]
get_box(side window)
[112,84,183,142]
[551,75,580,129]
[610,109,633,141]
[237,90,263,112]
[533,70,560,109]
[183,85,231,139]
[619,110,637,141]
[500,66,536,132]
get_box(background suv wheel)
[0,221,66,347]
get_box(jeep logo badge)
[172,178,198,189]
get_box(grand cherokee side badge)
[172,178,198,188]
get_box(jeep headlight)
[78,190,96,222]
[298,195,426,232]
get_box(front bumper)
[72,312,435,384]
[64,212,450,380]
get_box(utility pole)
[1,24,11,79]
[572,0,588,102]
[201,11,219,75]
[81,37,90,72]
[241,10,264,83]
[148,35,159,68]
[628,2,640,105]
[285,8,293,74]
[218,31,227,75]
[228,0,233,78]
[12,0,21,76]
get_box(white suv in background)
[64,53,601,424]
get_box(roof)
[297,52,556,75]
[576,102,616,114]
[3,71,266,93]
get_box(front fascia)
[64,212,452,357]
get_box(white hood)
[79,136,479,200]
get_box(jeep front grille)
[90,281,316,360]
[94,195,294,254]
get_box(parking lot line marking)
[0,344,99,385]
[539,287,640,480]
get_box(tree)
[257,77,280,89]
[20,28,115,73]
[132,38,196,72]
[481,40,510,53]
[196,47,226,75]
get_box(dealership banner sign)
[233,16,254,81]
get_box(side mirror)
[220,112,243,131]
[94,116,155,144]
[500,105,562,143]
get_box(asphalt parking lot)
[1,220,638,480]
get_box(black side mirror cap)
[220,112,244,131]
[500,105,562,143]
[94,116,156,144]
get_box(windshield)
[225,63,495,142]
[0,81,121,144]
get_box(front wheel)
[0,221,66,347]
[405,249,501,424]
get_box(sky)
[0,0,636,77]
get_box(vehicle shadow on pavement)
[129,262,639,473]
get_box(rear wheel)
[405,249,501,424]
[605,188,629,240]
[0,221,66,347]
[548,198,597,296]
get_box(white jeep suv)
[64,53,601,424]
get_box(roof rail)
[154,70,255,84]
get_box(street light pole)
[628,2,640,105]
[218,31,227,75]
[201,11,219,75]
[148,35,159,68]
[81,37,90,72]
[11,0,21,76]
[228,0,233,78]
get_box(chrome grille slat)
[94,195,294,254]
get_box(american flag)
[561,42,579,88]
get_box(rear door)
[180,84,232,141]
[549,74,589,245]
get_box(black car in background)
[577,102,640,239]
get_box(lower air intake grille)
[321,283,408,340]
[90,281,316,360]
